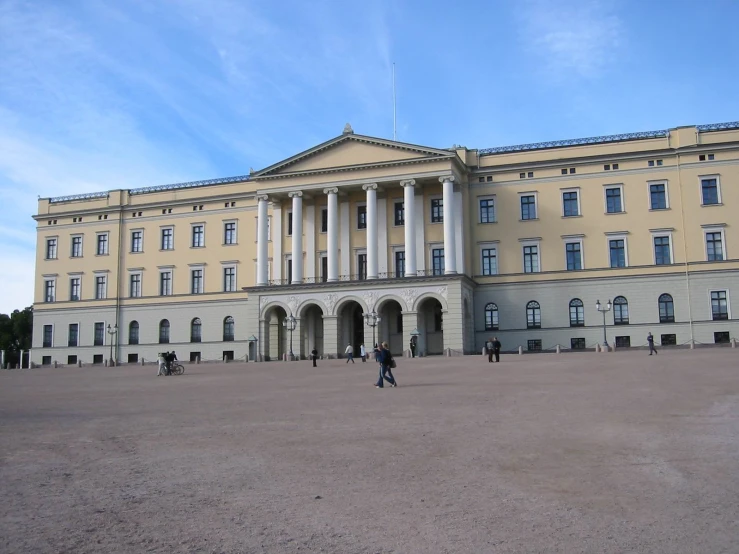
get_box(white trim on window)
[477,195,497,224]
[128,270,143,298]
[479,242,499,275]
[70,234,84,258]
[560,187,581,217]
[647,179,670,210]
[130,228,144,253]
[605,232,629,268]
[392,200,405,227]
[517,191,539,221]
[698,173,722,205]
[189,264,205,294]
[190,222,205,248]
[519,238,541,273]
[93,271,108,299]
[223,219,238,245]
[602,183,625,214]
[562,237,585,270]
[708,289,731,320]
[158,267,174,296]
[45,235,59,260]
[702,225,727,261]
[428,194,443,224]
[649,229,675,266]
[95,231,110,256]
[160,225,174,251]
[93,320,107,346]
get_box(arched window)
[484,303,499,330]
[190,318,202,343]
[526,301,541,329]
[159,319,170,344]
[129,321,139,345]
[223,316,235,342]
[569,298,584,327]
[658,293,674,323]
[613,296,629,325]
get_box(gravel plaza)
[1,349,738,554]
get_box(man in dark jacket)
[492,337,502,362]
[311,347,318,367]
[375,342,397,388]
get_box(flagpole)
[392,63,397,141]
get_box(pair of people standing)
[157,351,177,376]
[486,337,501,363]
[374,342,397,388]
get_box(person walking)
[157,352,167,376]
[375,342,397,388]
[647,332,658,355]
[345,343,355,363]
[311,347,318,367]
[360,343,366,362]
[486,338,494,363]
[493,337,502,363]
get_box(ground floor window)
[127,353,139,363]
[570,338,586,350]
[660,334,677,346]
[615,336,631,348]
[527,339,542,352]
[42,356,51,366]
[67,355,77,365]
[93,354,104,364]
[190,351,201,362]
[714,331,730,344]
[223,350,234,361]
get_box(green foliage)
[0,306,33,367]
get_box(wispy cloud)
[519,0,624,79]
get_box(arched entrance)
[337,300,365,357]
[377,299,404,356]
[263,305,288,361]
[300,303,324,359]
[417,297,444,355]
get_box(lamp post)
[106,324,118,366]
[282,314,297,361]
[363,311,381,349]
[595,299,612,348]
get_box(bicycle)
[168,363,185,376]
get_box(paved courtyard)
[1,349,738,553]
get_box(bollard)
[690,340,695,350]
[104,359,108,367]
[140,357,145,366]
[595,344,600,353]
[77,360,82,367]
[53,361,58,368]
[732,338,736,348]
[518,346,523,355]
[555,345,561,354]
[197,355,201,364]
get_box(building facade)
[31,121,739,365]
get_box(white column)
[340,198,350,277]
[377,196,388,276]
[305,203,316,280]
[440,175,457,274]
[324,188,339,282]
[289,191,303,284]
[256,195,269,286]
[401,179,417,276]
[363,183,378,279]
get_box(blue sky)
[1,0,737,313]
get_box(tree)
[0,306,33,368]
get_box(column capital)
[323,187,339,195]
[400,179,416,187]
[256,194,269,201]
[438,175,455,184]
[288,191,303,198]
[362,183,378,191]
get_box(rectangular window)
[479,198,496,223]
[431,199,443,223]
[43,325,53,348]
[357,205,367,229]
[161,228,173,250]
[481,247,498,276]
[129,273,141,298]
[93,354,104,364]
[562,191,580,217]
[191,269,203,294]
[131,231,143,252]
[711,291,729,320]
[605,187,623,213]
[520,195,536,220]
[394,202,405,226]
[320,256,328,282]
[701,178,720,205]
[615,336,631,348]
[321,209,328,232]
[395,251,405,278]
[71,236,83,257]
[570,338,586,350]
[287,212,293,236]
[357,254,367,279]
[714,331,730,344]
[95,275,106,299]
[661,334,677,346]
[44,280,55,302]
[286,258,292,283]
[706,231,725,261]
[191,225,204,247]
[565,242,582,270]
[128,353,139,363]
[609,239,626,268]
[96,233,108,255]
[94,322,105,346]
[523,245,539,273]
[649,183,667,209]
[653,236,672,265]
[224,222,237,244]
[432,248,445,275]
[46,238,57,259]
[223,267,236,292]
[67,355,78,365]
[160,271,172,296]
[70,277,81,301]
[68,323,79,347]
[42,355,52,365]
[527,339,542,352]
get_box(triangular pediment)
[254,134,454,178]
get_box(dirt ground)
[1,349,738,554]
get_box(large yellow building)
[31,121,738,365]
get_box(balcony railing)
[263,270,447,287]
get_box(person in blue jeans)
[375,342,397,388]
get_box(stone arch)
[333,295,368,316]
[412,292,448,312]
[260,299,292,320]
[299,301,325,359]
[297,298,329,316]
[375,294,409,313]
